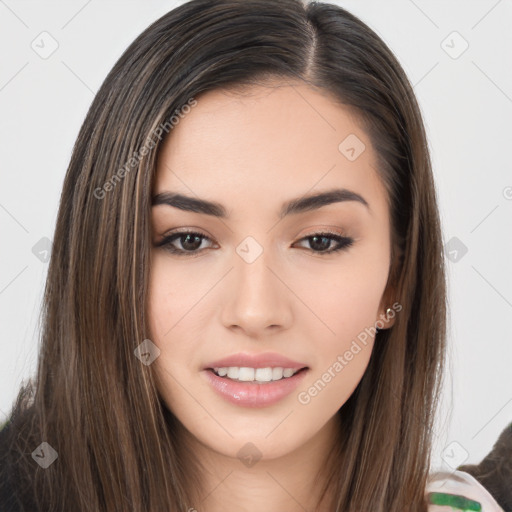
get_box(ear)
[377,284,398,330]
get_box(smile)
[202,367,309,408]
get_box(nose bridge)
[221,234,291,332]
[234,234,279,307]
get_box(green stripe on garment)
[427,492,482,511]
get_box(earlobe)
[378,279,399,330]
[376,305,397,331]
[383,307,396,328]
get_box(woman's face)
[148,81,395,461]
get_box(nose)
[220,242,293,337]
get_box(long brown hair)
[1,1,446,510]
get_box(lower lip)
[202,368,309,408]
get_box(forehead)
[153,81,385,214]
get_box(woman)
[0,0,507,510]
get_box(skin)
[148,80,396,511]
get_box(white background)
[0,0,511,473]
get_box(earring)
[377,307,394,333]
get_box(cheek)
[147,254,210,340]
[296,271,383,411]
[299,258,389,345]
[146,257,195,391]
[147,256,171,338]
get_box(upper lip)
[203,352,308,370]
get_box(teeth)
[212,366,302,382]
[272,367,283,380]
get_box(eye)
[156,229,354,257]
[156,230,215,257]
[293,231,354,254]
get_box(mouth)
[201,366,310,408]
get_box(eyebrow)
[151,187,370,219]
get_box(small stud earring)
[377,307,395,333]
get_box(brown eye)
[294,232,354,254]
[157,231,214,256]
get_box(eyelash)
[156,229,354,257]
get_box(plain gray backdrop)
[1,0,511,474]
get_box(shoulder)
[426,470,506,512]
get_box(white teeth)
[255,367,273,382]
[272,367,283,380]
[212,366,302,382]
[227,367,239,379]
[238,367,254,381]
